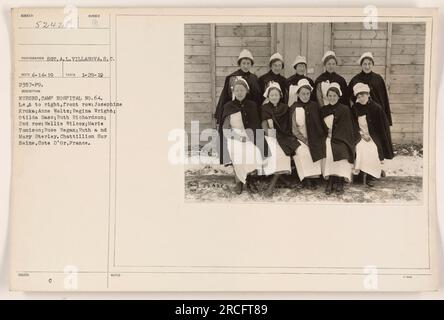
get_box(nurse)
[320,82,355,195]
[289,79,326,189]
[314,50,349,106]
[259,52,289,104]
[261,81,299,196]
[351,82,395,186]
[218,77,266,194]
[214,49,263,123]
[287,55,316,106]
[348,52,393,125]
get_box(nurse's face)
[361,59,373,73]
[356,92,370,105]
[239,59,252,73]
[327,90,340,105]
[233,84,247,101]
[271,60,283,74]
[298,87,311,103]
[295,63,306,75]
[325,58,337,73]
[268,88,281,105]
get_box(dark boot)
[302,179,310,189]
[309,178,318,190]
[325,177,333,195]
[303,178,315,189]
[264,174,279,197]
[335,177,344,194]
[355,171,364,183]
[279,174,296,188]
[365,174,375,187]
[246,175,259,194]
[233,181,243,194]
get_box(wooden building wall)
[331,22,425,143]
[389,23,425,143]
[215,23,272,110]
[184,22,425,144]
[184,24,213,143]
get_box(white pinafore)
[224,112,264,183]
[292,108,322,180]
[353,115,382,178]
[321,114,353,182]
[262,134,292,176]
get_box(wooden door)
[275,23,332,80]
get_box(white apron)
[225,112,264,183]
[262,135,292,176]
[292,108,322,180]
[321,114,352,182]
[353,115,382,178]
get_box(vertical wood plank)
[270,23,277,53]
[276,23,285,54]
[283,23,302,77]
[210,24,216,127]
[385,22,392,91]
[323,23,332,53]
[301,23,308,57]
[307,23,327,77]
[276,24,287,76]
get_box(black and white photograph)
[3,5,440,296]
[184,22,425,203]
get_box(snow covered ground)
[185,154,423,177]
[184,154,423,203]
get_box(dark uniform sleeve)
[260,104,273,121]
[347,77,357,106]
[258,75,267,105]
[308,77,316,102]
[249,74,263,106]
[340,78,350,107]
[331,105,356,163]
[214,76,231,124]
[377,75,393,126]
[282,78,290,104]
[375,104,394,159]
[350,105,362,145]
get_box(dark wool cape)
[217,98,267,165]
[352,99,395,161]
[286,73,316,102]
[289,100,327,162]
[261,102,300,157]
[320,103,356,164]
[314,71,349,106]
[259,70,289,104]
[214,69,262,123]
[348,71,393,125]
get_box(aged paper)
[9,7,438,291]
